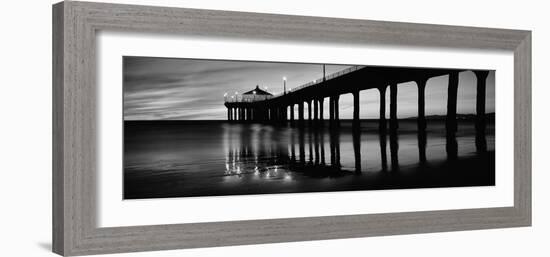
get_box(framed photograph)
[53,1,531,256]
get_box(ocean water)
[124,120,494,199]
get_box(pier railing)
[287,65,363,94]
[225,65,364,103]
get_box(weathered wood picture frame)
[52,1,531,256]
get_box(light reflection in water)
[221,120,494,181]
[223,123,298,182]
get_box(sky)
[123,57,495,120]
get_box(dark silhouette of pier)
[225,66,489,127]
[224,66,491,157]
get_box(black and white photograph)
[123,57,495,199]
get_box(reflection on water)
[124,120,495,199]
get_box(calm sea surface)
[124,120,494,199]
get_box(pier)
[224,65,490,137]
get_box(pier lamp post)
[323,64,326,82]
[283,76,287,95]
[253,90,256,101]
[235,91,239,102]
